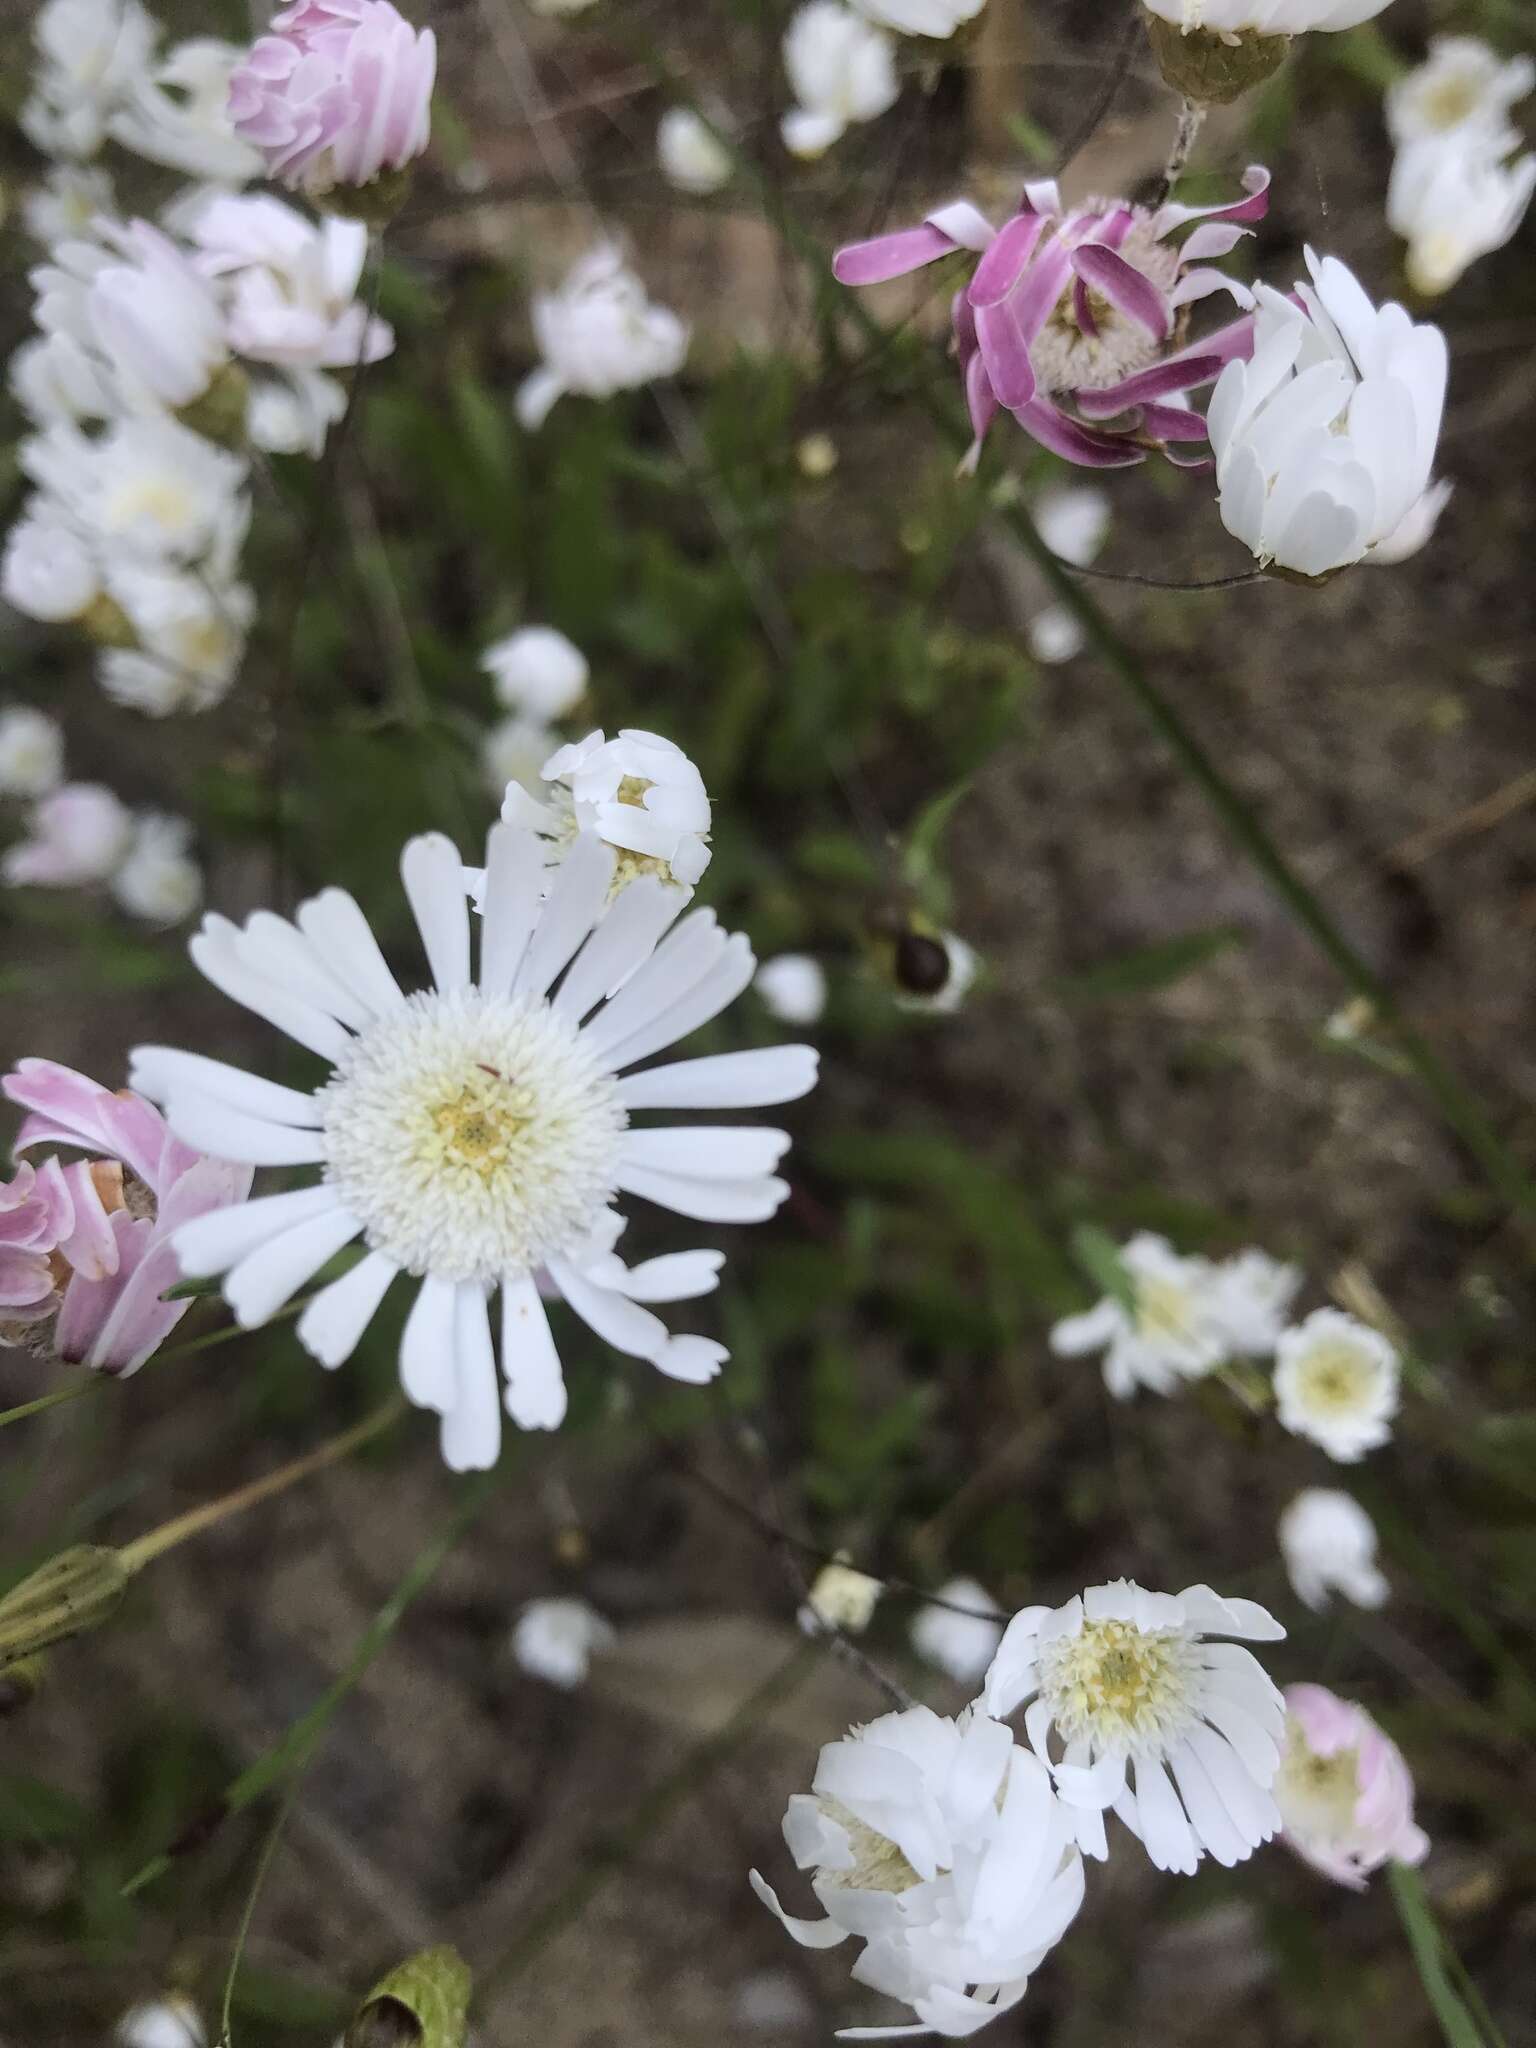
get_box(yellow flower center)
[1296,1343,1374,1414]
[1040,1617,1197,1755]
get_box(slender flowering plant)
[833,168,1271,469]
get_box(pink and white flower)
[2,783,132,888]
[227,0,436,198]
[3,1059,252,1373]
[129,819,817,1471]
[1276,1684,1429,1889]
[189,194,393,371]
[833,168,1271,469]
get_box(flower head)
[1273,1307,1399,1461]
[3,783,132,889]
[109,38,263,183]
[111,814,203,926]
[1387,37,1534,153]
[480,626,589,721]
[983,1578,1287,1873]
[516,245,689,431]
[130,816,817,1469]
[1276,1684,1428,1889]
[1,513,100,623]
[657,108,733,195]
[1051,1232,1228,1397]
[756,954,828,1027]
[835,168,1270,469]
[23,416,247,568]
[503,728,713,893]
[1208,1247,1303,1357]
[3,1059,251,1374]
[0,708,66,800]
[228,0,437,197]
[81,221,229,409]
[910,1577,1004,1685]
[511,1595,615,1689]
[1388,137,1536,297]
[799,1559,883,1637]
[752,1705,1084,2039]
[190,194,393,372]
[1278,1489,1388,1612]
[22,0,157,161]
[1207,249,1447,578]
[781,3,899,159]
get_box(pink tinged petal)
[1170,267,1254,312]
[748,1871,849,1950]
[441,1284,501,1473]
[511,830,616,1000]
[970,211,1049,307]
[130,1048,321,1128]
[173,1184,338,1279]
[224,1204,362,1327]
[401,832,471,993]
[55,1216,141,1356]
[191,917,352,1063]
[400,1272,459,1413]
[295,888,404,1015]
[4,1059,163,1188]
[1151,164,1271,238]
[926,200,996,252]
[1071,245,1171,342]
[961,349,999,459]
[592,933,757,1073]
[1021,177,1061,217]
[553,877,685,1024]
[297,1249,398,1369]
[82,1234,192,1374]
[617,1044,818,1111]
[1179,222,1251,265]
[833,224,962,287]
[499,1273,567,1429]
[973,297,1038,411]
[1132,1757,1201,1874]
[1139,402,1208,443]
[1009,240,1075,346]
[615,1164,788,1225]
[1014,397,1147,468]
[1072,275,1099,340]
[478,821,545,999]
[55,1160,117,1280]
[620,1126,791,1179]
[0,1250,55,1308]
[1168,1741,1251,1868]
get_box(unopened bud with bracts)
[345,1946,471,2048]
[1144,18,1290,104]
[0,1545,131,1671]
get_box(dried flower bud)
[0,1652,46,1718]
[1144,19,1290,103]
[345,1946,471,2048]
[0,1544,131,1670]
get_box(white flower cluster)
[3,0,394,723]
[1052,1233,1402,1463]
[1386,37,1535,298]
[0,708,202,926]
[516,244,689,431]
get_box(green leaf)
[1054,926,1244,1002]
[902,778,972,894]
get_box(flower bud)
[344,1946,471,2048]
[0,1544,131,1670]
[1144,19,1290,104]
[0,1652,46,1718]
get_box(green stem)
[120,1470,500,1899]
[1388,1862,1506,2048]
[476,1642,817,2000]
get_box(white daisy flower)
[1050,1232,1228,1398]
[1209,1247,1304,1358]
[511,1595,615,1689]
[502,728,712,893]
[1273,1308,1400,1462]
[752,1704,1084,2039]
[797,1559,883,1637]
[1278,1489,1388,1612]
[479,625,589,721]
[982,1578,1287,1874]
[130,820,817,1470]
[910,1576,1004,1685]
[1386,37,1535,153]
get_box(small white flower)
[1273,1308,1400,1461]
[894,929,979,1014]
[983,1578,1287,1874]
[511,1595,616,1688]
[910,1576,1004,1684]
[116,1995,206,2048]
[752,1704,1085,2039]
[781,3,900,159]
[2,782,133,889]
[1051,1232,1229,1397]
[657,108,733,195]
[108,38,264,183]
[1388,135,1536,297]
[246,371,347,458]
[22,165,116,247]
[1387,36,1535,152]
[102,564,254,713]
[482,716,558,801]
[190,195,393,372]
[1026,606,1086,665]
[23,417,247,567]
[1278,1489,1388,1612]
[22,0,158,161]
[0,708,66,800]
[504,728,713,893]
[1209,1247,1303,1358]
[85,220,230,408]
[797,1559,882,1636]
[756,954,826,1026]
[1141,0,1394,31]
[850,0,985,38]
[110,813,203,926]
[516,244,689,431]
[1207,249,1447,578]
[480,626,589,720]
[130,813,818,1469]
[1,512,100,623]
[10,330,116,427]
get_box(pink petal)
[1071,244,1171,342]
[1013,397,1146,469]
[833,224,960,286]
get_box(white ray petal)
[297,1249,399,1368]
[172,1182,340,1277]
[596,934,756,1072]
[400,1271,458,1413]
[159,1089,329,1167]
[130,1047,321,1128]
[620,1125,791,1179]
[499,1272,568,1428]
[616,1163,789,1223]
[441,1283,502,1472]
[296,887,405,1015]
[553,876,684,1023]
[511,830,615,999]
[402,832,471,992]
[614,1249,724,1302]
[478,821,545,998]
[237,910,374,1030]
[547,1258,670,1360]
[191,917,351,1061]
[224,1204,363,1327]
[577,910,723,1062]
[618,1045,819,1111]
